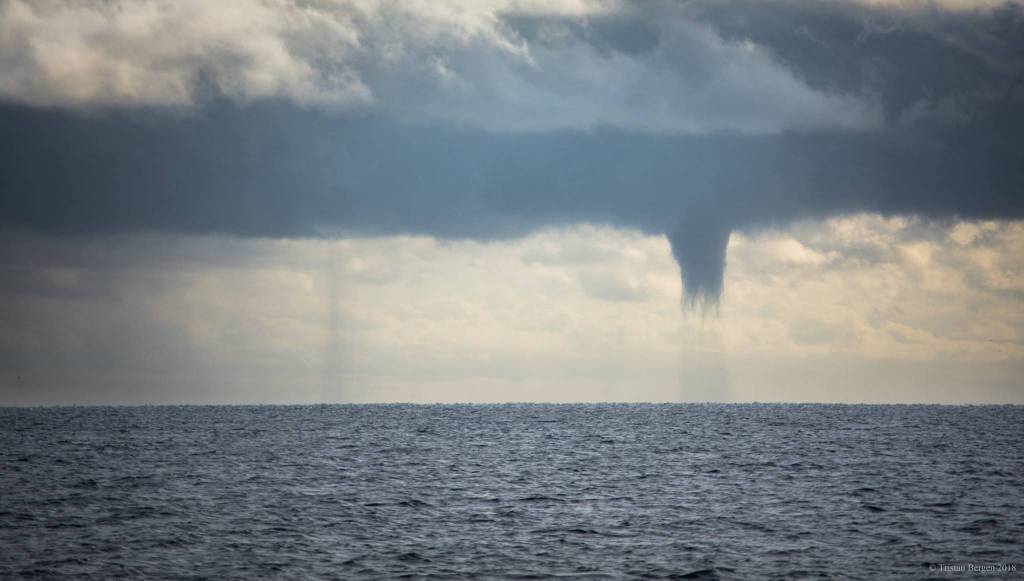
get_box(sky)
[1,0,1022,404]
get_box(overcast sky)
[1,0,1022,404]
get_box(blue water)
[1,404,1021,579]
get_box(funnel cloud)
[0,0,1022,305]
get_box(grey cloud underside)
[1,0,1023,305]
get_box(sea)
[1,404,1021,579]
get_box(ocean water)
[1,404,1021,579]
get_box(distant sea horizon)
[5,401,1023,408]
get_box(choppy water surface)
[1,404,1022,579]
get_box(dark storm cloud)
[686,0,1024,120]
[0,0,1022,305]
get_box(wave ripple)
[1,404,1021,578]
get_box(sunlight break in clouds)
[0,216,1021,405]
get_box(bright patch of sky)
[2,215,1020,405]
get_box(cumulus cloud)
[0,0,879,133]
[0,0,369,107]
[724,215,1024,363]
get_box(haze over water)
[3,404,1021,579]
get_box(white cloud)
[950,222,982,245]
[734,237,834,267]
[723,214,1024,364]
[0,0,879,133]
[0,0,369,107]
